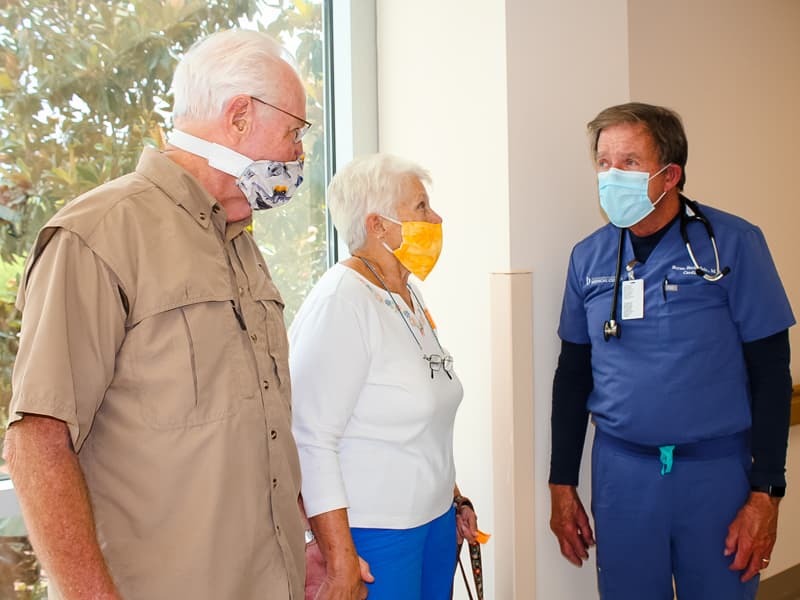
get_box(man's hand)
[549,484,595,567]
[304,539,326,600]
[724,492,780,582]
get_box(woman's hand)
[305,543,372,600]
[315,569,368,600]
[304,508,374,600]
[454,496,478,545]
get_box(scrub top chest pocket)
[659,274,734,347]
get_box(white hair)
[328,154,432,252]
[171,29,299,121]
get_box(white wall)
[504,2,630,598]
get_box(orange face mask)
[381,216,443,280]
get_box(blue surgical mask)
[598,165,669,228]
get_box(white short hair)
[171,29,298,121]
[328,154,432,252]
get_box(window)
[0,1,332,595]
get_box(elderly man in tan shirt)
[3,29,309,600]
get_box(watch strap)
[750,484,786,498]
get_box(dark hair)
[587,102,688,190]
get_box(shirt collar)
[135,147,252,239]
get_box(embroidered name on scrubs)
[670,263,715,277]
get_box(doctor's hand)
[724,492,780,582]
[549,484,595,567]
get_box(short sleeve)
[9,230,127,451]
[557,250,591,344]
[289,290,372,518]
[726,227,795,342]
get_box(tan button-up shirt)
[9,148,304,599]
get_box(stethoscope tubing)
[603,198,730,341]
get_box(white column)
[490,271,535,598]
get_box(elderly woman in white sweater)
[290,154,477,600]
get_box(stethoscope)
[603,197,731,341]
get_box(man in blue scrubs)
[549,102,794,599]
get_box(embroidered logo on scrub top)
[585,275,617,287]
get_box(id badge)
[621,279,644,320]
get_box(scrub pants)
[591,430,759,600]
[350,507,457,600]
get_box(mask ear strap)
[167,129,251,177]
[376,215,402,249]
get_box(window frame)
[328,0,379,261]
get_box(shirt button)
[272,478,278,488]
[212,205,221,213]
[270,430,278,440]
[263,380,270,390]
[250,333,258,342]
[199,211,207,220]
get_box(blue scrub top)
[558,202,795,446]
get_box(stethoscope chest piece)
[603,319,621,341]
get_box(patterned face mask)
[236,156,304,210]
[167,129,304,211]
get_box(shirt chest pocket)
[131,300,255,430]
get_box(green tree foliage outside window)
[0,1,327,595]
[0,0,327,434]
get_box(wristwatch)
[304,529,316,545]
[750,484,786,498]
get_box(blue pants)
[350,507,456,600]
[591,430,759,600]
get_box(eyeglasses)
[250,96,311,143]
[424,354,454,380]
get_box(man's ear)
[665,163,683,192]
[224,95,253,140]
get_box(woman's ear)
[364,214,387,240]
